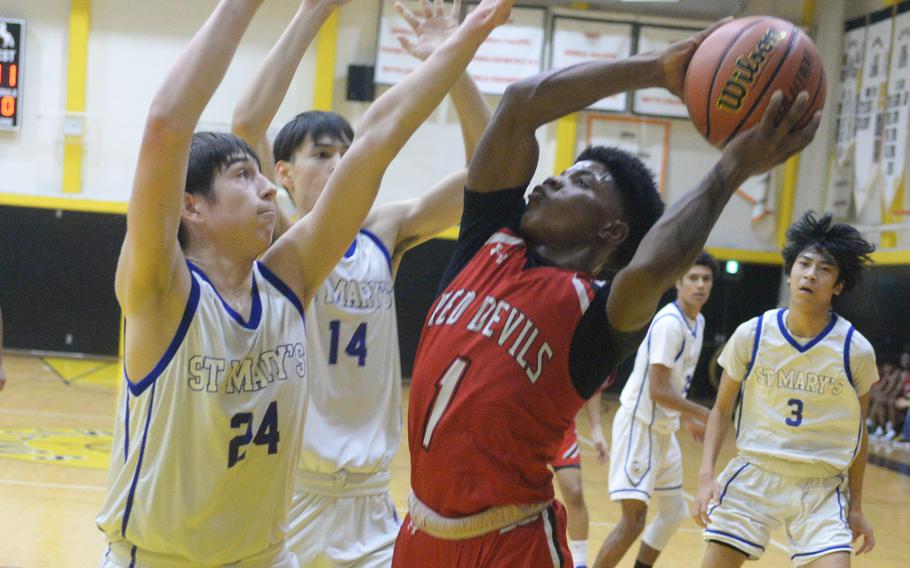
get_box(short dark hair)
[273,111,354,164]
[781,211,874,292]
[692,250,719,278]
[574,146,664,268]
[178,131,260,249]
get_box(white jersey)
[300,229,401,475]
[719,308,878,477]
[619,301,704,434]
[97,261,308,565]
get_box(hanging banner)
[826,17,867,218]
[736,172,773,222]
[465,3,546,95]
[585,114,670,194]
[854,8,892,214]
[632,26,696,118]
[375,0,424,86]
[550,17,634,113]
[883,3,910,210]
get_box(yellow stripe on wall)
[312,9,339,111]
[62,0,90,195]
[553,114,579,176]
[0,192,126,214]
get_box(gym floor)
[0,353,907,567]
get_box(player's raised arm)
[466,20,727,193]
[607,91,820,332]
[231,0,349,183]
[116,0,263,312]
[365,0,493,263]
[263,0,513,303]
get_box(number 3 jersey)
[718,308,878,478]
[97,261,308,564]
[300,229,401,475]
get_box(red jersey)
[408,229,595,517]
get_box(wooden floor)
[1,353,908,567]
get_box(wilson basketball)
[684,16,826,148]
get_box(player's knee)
[561,480,586,508]
[642,495,688,551]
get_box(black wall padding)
[0,205,125,356]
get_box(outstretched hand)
[395,0,461,61]
[722,90,821,181]
[657,17,732,100]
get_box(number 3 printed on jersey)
[329,320,367,367]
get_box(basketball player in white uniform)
[96,0,514,565]
[595,253,716,568]
[695,212,877,568]
[230,2,492,566]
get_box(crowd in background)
[868,351,910,446]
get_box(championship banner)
[550,17,633,113]
[737,172,773,222]
[883,3,910,210]
[853,8,892,213]
[375,0,423,86]
[585,114,670,194]
[465,4,546,95]
[826,17,866,217]
[632,26,697,118]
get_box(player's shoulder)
[731,312,768,342]
[840,320,875,356]
[650,302,688,331]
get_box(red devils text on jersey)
[408,228,598,517]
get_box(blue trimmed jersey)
[97,261,308,564]
[299,229,402,474]
[618,302,704,434]
[718,308,878,477]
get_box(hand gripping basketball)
[720,89,821,182]
[656,17,733,101]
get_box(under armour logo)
[490,243,510,264]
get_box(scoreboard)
[0,18,24,131]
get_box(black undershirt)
[436,186,645,399]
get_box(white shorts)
[703,456,854,566]
[608,406,682,504]
[287,489,400,568]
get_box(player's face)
[278,134,350,217]
[787,248,842,310]
[520,161,627,258]
[197,155,277,255]
[676,264,713,311]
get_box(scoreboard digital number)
[0,18,24,131]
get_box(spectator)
[868,360,902,439]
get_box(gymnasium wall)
[1,0,908,365]
[0,0,857,252]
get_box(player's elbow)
[144,105,192,144]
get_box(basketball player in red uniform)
[392,23,823,568]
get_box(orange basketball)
[684,16,826,148]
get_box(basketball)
[684,16,826,148]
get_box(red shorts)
[392,502,571,568]
[550,423,581,470]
